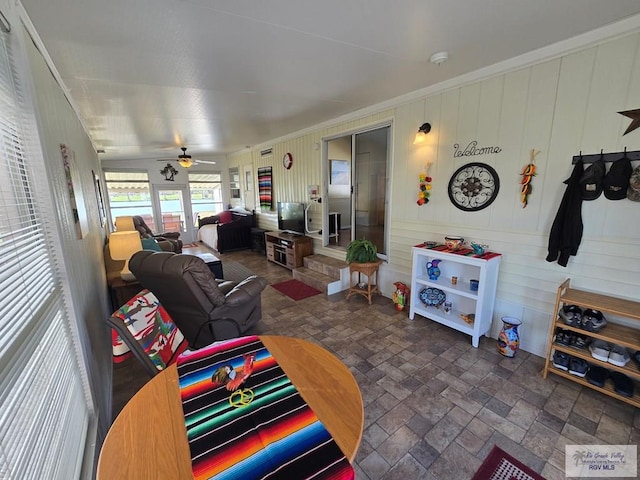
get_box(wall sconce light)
[413,123,431,144]
[109,231,143,281]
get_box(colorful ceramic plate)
[419,287,446,307]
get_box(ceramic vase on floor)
[497,316,521,357]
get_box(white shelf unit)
[409,246,502,347]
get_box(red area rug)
[473,446,546,480]
[182,242,200,248]
[271,279,322,301]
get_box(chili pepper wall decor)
[416,163,434,206]
[417,172,432,205]
[520,149,539,208]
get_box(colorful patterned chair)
[108,289,188,376]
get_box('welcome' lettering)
[453,141,502,157]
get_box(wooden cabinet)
[543,278,640,408]
[409,245,501,347]
[265,231,313,270]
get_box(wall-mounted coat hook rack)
[572,149,640,164]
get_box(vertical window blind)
[0,19,90,480]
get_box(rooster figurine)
[392,282,410,311]
[211,353,256,391]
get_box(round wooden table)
[97,336,364,479]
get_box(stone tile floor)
[112,248,639,480]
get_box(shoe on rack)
[582,309,607,332]
[569,333,588,350]
[586,365,608,388]
[633,351,640,369]
[552,351,570,371]
[554,328,571,346]
[608,345,630,367]
[568,357,589,378]
[609,371,634,398]
[589,339,610,362]
[559,305,583,327]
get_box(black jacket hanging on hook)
[546,159,584,267]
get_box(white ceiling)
[20,0,640,161]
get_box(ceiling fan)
[157,147,216,168]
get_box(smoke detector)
[429,51,449,66]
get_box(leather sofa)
[129,250,268,349]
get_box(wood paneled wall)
[231,31,640,356]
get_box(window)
[104,171,154,229]
[189,172,223,225]
[229,167,241,199]
[0,22,90,479]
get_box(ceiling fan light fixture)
[178,146,193,168]
[178,157,193,168]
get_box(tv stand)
[265,231,313,270]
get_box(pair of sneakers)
[554,328,588,350]
[587,366,634,397]
[559,305,607,332]
[552,351,589,377]
[589,340,630,367]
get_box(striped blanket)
[177,336,355,480]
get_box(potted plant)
[346,238,379,264]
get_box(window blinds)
[0,21,90,480]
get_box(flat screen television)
[277,201,305,235]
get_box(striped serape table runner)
[177,336,355,480]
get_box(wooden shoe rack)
[543,278,640,408]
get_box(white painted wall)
[231,27,640,357]
[388,32,640,356]
[21,17,110,451]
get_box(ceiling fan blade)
[194,159,217,165]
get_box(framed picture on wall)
[330,159,350,185]
[92,170,107,227]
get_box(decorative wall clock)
[448,162,500,211]
[282,152,293,169]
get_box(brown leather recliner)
[129,250,268,349]
[132,215,183,253]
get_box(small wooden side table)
[346,259,382,305]
[108,277,142,311]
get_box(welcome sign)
[453,141,502,158]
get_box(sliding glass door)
[154,186,190,240]
[325,124,390,257]
[353,128,389,255]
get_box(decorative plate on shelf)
[419,287,446,307]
